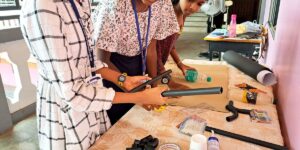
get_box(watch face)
[119,75,126,82]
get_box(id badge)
[86,74,102,86]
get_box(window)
[268,0,280,38]
[0,0,98,30]
[0,0,22,30]
[0,0,22,10]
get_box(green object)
[185,70,198,82]
[207,76,212,82]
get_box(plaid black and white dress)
[20,0,115,149]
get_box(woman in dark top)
[93,0,179,124]
[155,0,205,89]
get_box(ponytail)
[171,0,180,5]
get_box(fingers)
[142,104,153,111]
[128,75,152,83]
[138,75,151,83]
[141,104,160,111]
[145,84,151,89]
[144,76,152,81]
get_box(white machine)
[201,0,233,31]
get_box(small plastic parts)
[178,116,207,136]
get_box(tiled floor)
[0,114,38,150]
[0,31,210,150]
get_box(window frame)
[0,0,99,33]
[268,0,280,38]
[0,0,21,11]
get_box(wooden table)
[204,29,262,61]
[90,60,284,150]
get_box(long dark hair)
[171,0,180,5]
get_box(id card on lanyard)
[69,0,101,84]
[132,0,151,75]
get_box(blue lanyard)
[132,0,151,75]
[69,0,96,76]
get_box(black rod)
[129,70,172,93]
[205,126,288,150]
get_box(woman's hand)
[178,63,196,76]
[139,86,168,106]
[138,104,161,111]
[123,76,151,91]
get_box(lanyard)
[132,0,151,75]
[69,0,96,76]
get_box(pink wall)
[263,0,300,149]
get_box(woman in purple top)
[156,0,205,89]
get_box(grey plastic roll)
[161,87,223,97]
[223,51,277,86]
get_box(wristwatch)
[118,73,127,87]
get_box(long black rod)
[205,126,288,150]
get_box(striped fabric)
[20,0,115,149]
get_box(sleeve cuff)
[102,87,116,110]
[93,60,108,72]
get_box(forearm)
[146,39,158,78]
[170,47,181,65]
[98,49,120,72]
[157,48,167,75]
[96,50,121,85]
[112,92,143,104]
[97,67,120,86]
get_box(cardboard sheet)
[165,64,229,112]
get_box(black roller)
[223,51,276,86]
[161,87,223,97]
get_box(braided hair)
[171,0,180,5]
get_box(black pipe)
[225,102,239,122]
[129,70,172,93]
[205,126,288,150]
[161,87,223,97]
[225,101,251,122]
[236,107,251,115]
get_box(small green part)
[207,76,212,82]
